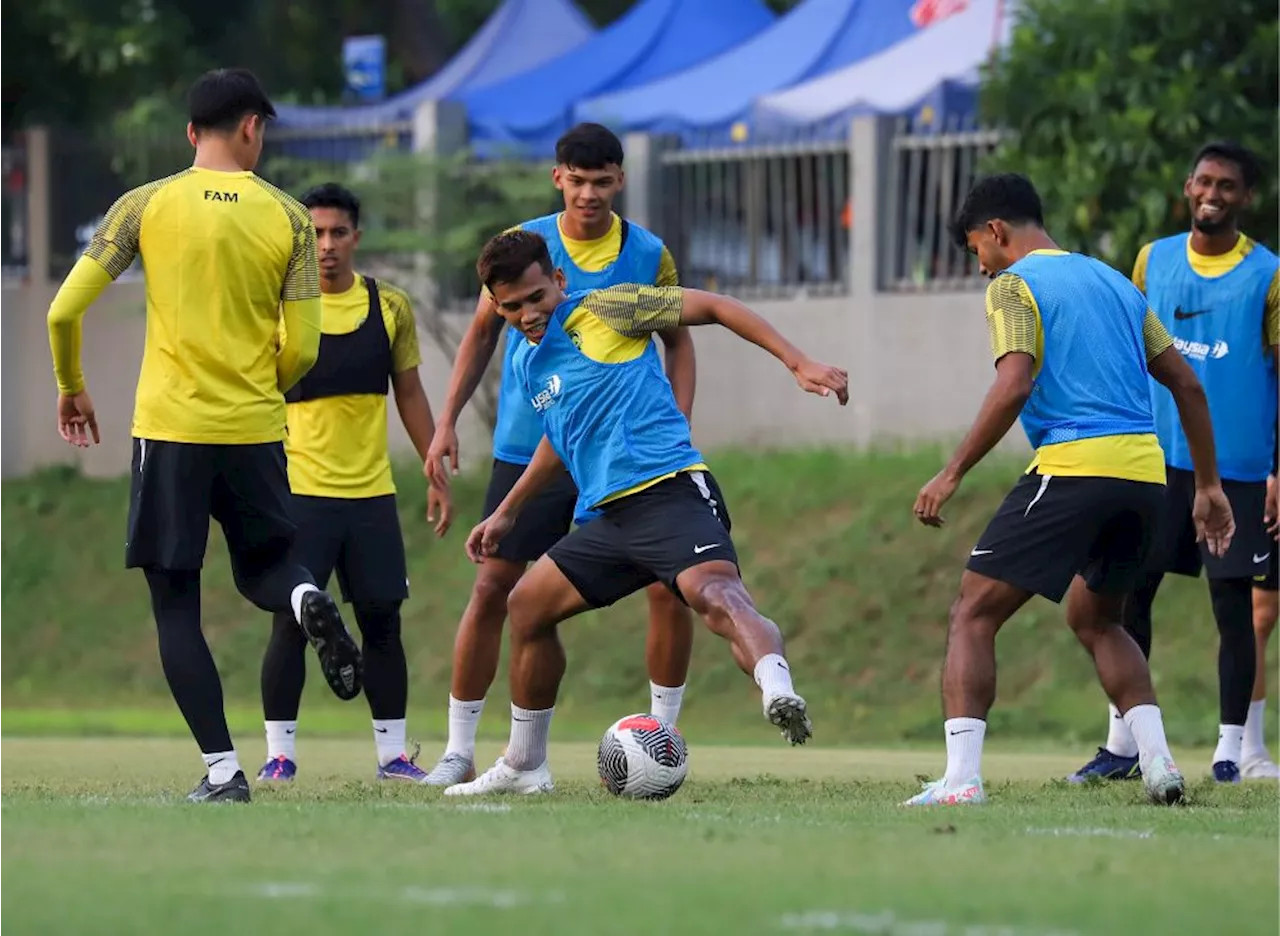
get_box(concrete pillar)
[26,126,51,286]
[620,132,665,232]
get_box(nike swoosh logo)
[970,548,993,557]
[374,727,389,733]
[1256,553,1272,564]
[1173,307,1211,320]
[285,729,296,735]
[948,729,975,736]
[693,543,721,554]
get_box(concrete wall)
[1,281,1027,480]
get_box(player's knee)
[470,562,522,621]
[646,581,690,619]
[353,601,402,650]
[685,572,752,620]
[504,577,554,641]
[1255,593,1278,637]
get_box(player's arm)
[653,248,696,421]
[465,436,565,562]
[276,209,322,393]
[1146,312,1234,555]
[47,186,148,445]
[426,290,505,486]
[915,275,1037,527]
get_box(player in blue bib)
[421,125,697,786]
[1069,142,1280,784]
[442,229,848,796]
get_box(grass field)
[3,738,1277,936]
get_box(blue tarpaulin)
[575,0,925,143]
[751,0,1008,137]
[460,0,776,157]
[274,0,595,130]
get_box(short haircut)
[300,182,361,228]
[1191,140,1260,190]
[188,68,276,133]
[950,173,1045,250]
[477,229,555,291]
[555,123,625,171]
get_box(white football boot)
[443,757,554,797]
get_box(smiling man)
[1069,141,1280,784]
[442,229,849,796]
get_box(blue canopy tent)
[574,0,925,145]
[266,0,594,161]
[459,0,777,158]
[751,0,1009,138]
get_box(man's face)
[489,262,566,343]
[310,207,360,282]
[1185,157,1252,235]
[552,163,623,227]
[965,221,1014,278]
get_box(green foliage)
[979,0,1279,270]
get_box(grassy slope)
[2,449,1274,746]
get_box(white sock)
[1243,699,1268,761]
[1122,704,1173,770]
[650,682,685,726]
[942,717,986,785]
[505,704,554,770]
[203,750,241,786]
[446,695,485,757]
[1213,723,1245,765]
[753,654,796,701]
[290,583,319,624]
[264,720,297,761]
[1104,703,1138,757]
[373,718,407,767]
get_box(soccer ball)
[597,713,689,800]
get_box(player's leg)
[126,439,249,802]
[426,461,575,785]
[908,473,1094,806]
[212,443,362,702]
[644,581,694,726]
[332,494,424,781]
[1201,479,1271,781]
[1242,559,1279,777]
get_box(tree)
[979,0,1278,271]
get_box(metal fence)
[656,133,851,299]
[881,120,1003,292]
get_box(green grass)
[2,448,1276,748]
[2,738,1276,936]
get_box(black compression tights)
[1124,572,1255,724]
[145,568,234,754]
[262,601,407,721]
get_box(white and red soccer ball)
[597,714,689,800]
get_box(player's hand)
[792,357,849,405]
[914,470,960,528]
[1192,484,1236,558]
[466,511,514,563]
[426,422,460,489]
[1265,474,1278,539]
[57,391,100,447]
[427,480,453,538]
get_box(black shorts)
[126,439,295,572]
[289,494,408,604]
[1146,467,1272,581]
[1256,549,1278,592]
[481,458,578,563]
[548,470,737,609]
[967,472,1164,603]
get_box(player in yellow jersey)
[46,70,363,804]
[420,124,697,785]
[255,183,453,784]
[907,174,1234,807]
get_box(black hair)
[300,182,361,228]
[554,122,624,171]
[188,68,276,133]
[477,229,555,290]
[1191,140,1260,189]
[949,173,1045,250]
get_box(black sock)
[144,568,233,755]
[1209,577,1255,726]
[1122,573,1162,660]
[261,610,308,721]
[353,602,407,720]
